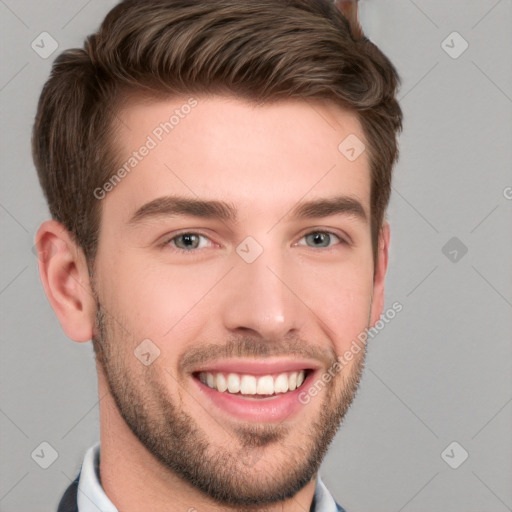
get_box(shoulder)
[56,472,80,512]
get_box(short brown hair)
[32,0,403,274]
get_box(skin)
[36,95,390,511]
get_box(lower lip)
[192,371,316,423]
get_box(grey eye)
[172,233,204,250]
[302,231,341,248]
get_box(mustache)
[180,335,338,373]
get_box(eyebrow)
[292,195,367,223]
[127,194,367,226]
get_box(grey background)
[1,0,511,511]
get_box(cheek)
[102,258,217,343]
[297,260,374,349]
[98,241,374,354]
[327,292,372,350]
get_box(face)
[90,95,381,505]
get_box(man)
[32,0,403,510]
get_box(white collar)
[77,442,340,512]
[77,442,117,512]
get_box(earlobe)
[35,220,96,343]
[369,221,391,327]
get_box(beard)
[90,290,367,509]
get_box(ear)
[35,220,97,342]
[369,221,390,327]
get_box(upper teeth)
[198,370,306,395]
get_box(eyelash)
[160,230,350,254]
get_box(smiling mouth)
[193,369,313,398]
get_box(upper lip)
[191,358,321,376]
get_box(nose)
[220,242,306,342]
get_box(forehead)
[105,94,371,224]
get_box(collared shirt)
[62,442,346,512]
